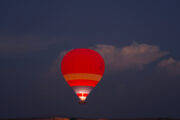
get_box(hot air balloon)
[61,48,105,104]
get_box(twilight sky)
[0,0,180,118]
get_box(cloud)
[48,43,168,76]
[157,57,180,76]
[92,43,168,71]
[49,50,68,74]
[0,35,56,56]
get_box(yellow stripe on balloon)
[64,73,102,81]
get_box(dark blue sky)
[0,0,180,118]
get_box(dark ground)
[0,117,179,120]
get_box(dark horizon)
[1,116,179,119]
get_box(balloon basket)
[78,101,86,104]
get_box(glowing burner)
[79,96,87,101]
[72,86,93,103]
[77,92,88,100]
[77,92,88,104]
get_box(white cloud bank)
[92,43,168,71]
[49,43,168,75]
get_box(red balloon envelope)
[61,48,105,103]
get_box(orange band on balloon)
[67,80,98,87]
[64,73,102,82]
